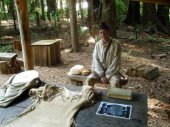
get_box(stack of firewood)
[0,59,21,74]
[126,64,160,80]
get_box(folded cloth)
[68,65,85,75]
[0,70,40,107]
[3,84,95,127]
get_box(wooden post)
[14,0,34,70]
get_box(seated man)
[86,22,122,88]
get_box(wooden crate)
[31,39,61,66]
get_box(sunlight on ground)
[148,98,170,127]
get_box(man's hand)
[100,77,109,84]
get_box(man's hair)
[99,22,110,31]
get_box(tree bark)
[14,0,33,70]
[35,0,40,26]
[52,0,57,27]
[40,0,45,20]
[142,3,169,34]
[125,1,140,25]
[46,0,52,21]
[9,1,18,31]
[79,0,84,25]
[70,0,80,52]
[100,0,116,37]
[2,0,7,19]
[87,0,117,38]
[157,5,169,26]
[87,0,101,37]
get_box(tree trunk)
[14,0,33,70]
[87,0,117,38]
[70,0,80,52]
[79,0,84,25]
[125,1,140,25]
[56,0,61,29]
[9,1,17,31]
[40,0,45,20]
[142,3,169,34]
[60,0,64,21]
[100,0,116,37]
[52,0,57,28]
[35,0,40,27]
[46,0,52,21]
[87,0,100,37]
[2,0,7,19]
[157,5,169,26]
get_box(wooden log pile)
[126,64,160,80]
[0,59,21,74]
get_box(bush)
[0,44,14,52]
[116,0,128,22]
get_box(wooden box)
[31,39,61,66]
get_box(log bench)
[68,74,128,86]
[67,74,87,86]
[0,53,21,74]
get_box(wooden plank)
[31,39,61,46]
[130,0,170,5]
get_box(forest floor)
[0,21,170,127]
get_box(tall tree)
[125,1,140,25]
[100,0,117,37]
[142,3,169,34]
[87,0,117,37]
[157,5,169,26]
[60,0,64,21]
[14,0,33,70]
[70,0,80,52]
[87,0,101,37]
[52,0,57,27]
[46,0,52,21]
[35,0,40,26]
[2,0,6,19]
[7,0,17,31]
[79,0,84,25]
[56,0,61,29]
[40,0,45,20]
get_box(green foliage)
[78,26,89,37]
[0,44,14,52]
[115,0,128,22]
[0,11,3,19]
[57,9,63,18]
[82,8,88,18]
[0,6,4,19]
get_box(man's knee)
[109,76,120,87]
